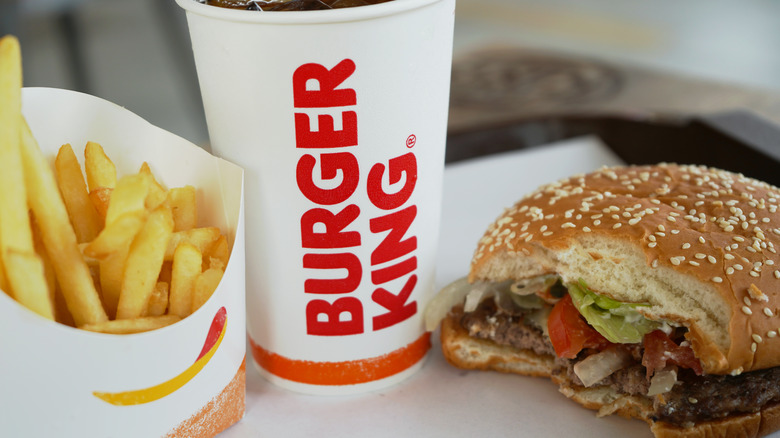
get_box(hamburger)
[426,163,780,437]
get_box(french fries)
[0,36,53,320]
[55,144,102,242]
[0,34,231,334]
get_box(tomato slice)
[548,294,611,359]
[642,330,703,377]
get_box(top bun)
[470,163,780,375]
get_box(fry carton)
[0,88,246,438]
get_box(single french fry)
[81,315,181,334]
[84,141,116,191]
[168,186,197,232]
[191,267,223,313]
[20,120,107,326]
[4,250,54,319]
[84,211,145,259]
[105,173,149,226]
[0,36,34,256]
[169,243,201,318]
[140,162,167,210]
[55,144,102,243]
[206,234,230,270]
[116,205,174,320]
[99,245,130,319]
[164,227,221,261]
[89,187,113,220]
[143,282,169,317]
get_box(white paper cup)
[0,88,246,437]
[176,0,455,394]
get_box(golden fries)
[84,141,116,191]
[0,35,230,334]
[55,144,102,242]
[116,205,174,320]
[170,243,202,318]
[20,121,107,325]
[168,186,198,232]
[0,36,54,319]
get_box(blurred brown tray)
[446,111,780,187]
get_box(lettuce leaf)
[567,279,660,344]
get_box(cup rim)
[174,0,447,24]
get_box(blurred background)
[4,0,780,150]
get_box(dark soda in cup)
[204,0,392,11]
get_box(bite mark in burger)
[426,164,780,437]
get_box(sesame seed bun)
[469,163,780,375]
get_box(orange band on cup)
[249,332,431,386]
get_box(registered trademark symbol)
[406,134,417,148]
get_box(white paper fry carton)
[0,88,246,438]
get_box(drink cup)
[176,0,455,394]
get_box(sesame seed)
[752,342,757,352]
[543,231,553,237]
[656,232,666,237]
[699,236,706,244]
[769,330,778,337]
[682,243,691,249]
[713,276,724,283]
[671,229,680,234]
[658,225,666,232]
[708,256,717,264]
[727,267,735,275]
[688,397,698,404]
[725,254,736,260]
[734,236,746,242]
[667,216,677,222]
[583,227,592,233]
[594,220,601,226]
[612,223,622,229]
[649,235,657,242]
[628,218,641,225]
[652,259,659,268]
[734,264,744,271]
[695,253,706,259]
[765,308,774,317]
[671,257,682,266]
[743,306,753,315]
[750,271,760,277]
[561,222,576,229]
[689,261,700,266]
[744,297,753,306]
[648,242,657,248]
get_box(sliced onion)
[423,277,471,331]
[510,275,557,296]
[463,283,491,313]
[573,347,633,387]
[647,366,678,396]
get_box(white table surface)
[223,137,771,438]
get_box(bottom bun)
[440,312,780,438]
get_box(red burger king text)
[293,59,419,337]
